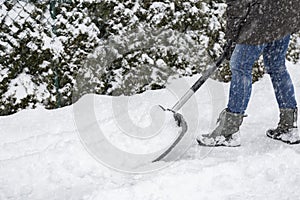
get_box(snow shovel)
[152,41,233,162]
[152,2,255,162]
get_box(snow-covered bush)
[287,33,300,63]
[82,0,227,95]
[0,0,299,115]
[0,0,102,114]
[0,1,53,115]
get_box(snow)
[4,73,35,102]
[4,72,50,104]
[1,61,300,199]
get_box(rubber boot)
[266,108,300,144]
[197,108,246,147]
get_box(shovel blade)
[152,106,188,162]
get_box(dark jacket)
[226,0,300,45]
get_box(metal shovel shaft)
[172,41,230,112]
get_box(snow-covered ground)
[1,62,300,200]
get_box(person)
[197,0,300,146]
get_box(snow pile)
[104,103,182,154]
[1,62,300,199]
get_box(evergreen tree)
[0,0,299,115]
[0,0,52,115]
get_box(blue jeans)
[227,35,297,114]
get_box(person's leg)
[227,44,265,114]
[263,35,297,109]
[264,35,299,144]
[197,44,265,146]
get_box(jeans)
[227,35,297,114]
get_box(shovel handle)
[172,41,232,112]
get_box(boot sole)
[196,138,241,147]
[266,133,300,145]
